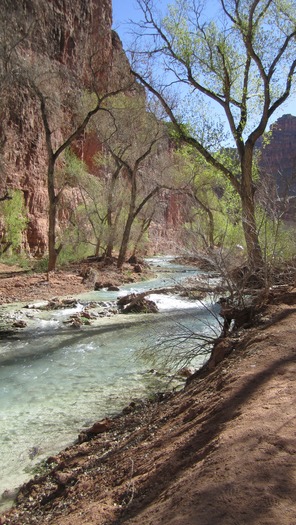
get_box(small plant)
[25,458,57,477]
[57,241,92,266]
[0,190,28,256]
[0,253,32,270]
[33,257,49,273]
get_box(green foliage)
[25,458,57,477]
[58,240,92,266]
[257,209,296,263]
[213,211,245,249]
[175,144,244,251]
[57,149,110,259]
[33,257,51,273]
[0,253,32,269]
[0,190,28,254]
[60,148,89,187]
[133,0,296,267]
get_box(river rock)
[177,366,195,378]
[124,298,158,314]
[1,487,19,501]
[81,310,97,319]
[107,285,120,291]
[94,281,104,290]
[78,418,112,443]
[40,298,78,310]
[117,293,136,307]
[117,292,158,314]
[128,255,144,265]
[12,320,27,328]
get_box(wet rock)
[94,281,104,290]
[28,446,41,459]
[117,293,136,307]
[107,285,120,291]
[177,366,195,378]
[40,298,78,310]
[95,281,119,291]
[12,320,27,328]
[1,487,19,501]
[70,318,83,328]
[123,298,158,314]
[80,310,97,319]
[122,398,147,414]
[117,293,158,314]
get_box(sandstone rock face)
[0,0,126,256]
[258,114,296,196]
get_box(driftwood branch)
[0,192,12,202]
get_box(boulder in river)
[12,320,27,328]
[133,264,142,274]
[118,293,158,314]
[40,298,78,310]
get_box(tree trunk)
[94,237,101,257]
[117,213,134,268]
[106,229,115,258]
[241,148,264,270]
[106,170,121,258]
[47,161,59,272]
[131,217,152,257]
[117,169,137,269]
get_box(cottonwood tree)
[63,150,128,258]
[169,146,218,250]
[32,79,128,272]
[95,150,127,259]
[57,150,108,258]
[0,190,27,255]
[95,94,169,268]
[22,38,135,271]
[130,0,296,270]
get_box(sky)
[112,0,142,31]
[112,0,296,124]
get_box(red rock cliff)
[258,114,296,196]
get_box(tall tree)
[131,0,296,269]
[32,84,127,271]
[94,94,166,267]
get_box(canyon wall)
[258,114,296,196]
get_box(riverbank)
[1,285,296,525]
[0,259,154,305]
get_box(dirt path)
[1,291,296,525]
